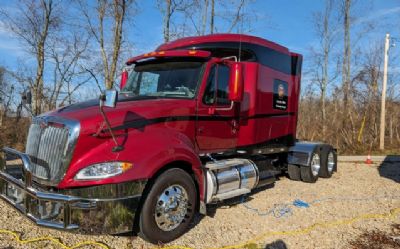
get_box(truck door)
[196,63,238,151]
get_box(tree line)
[299,0,399,154]
[0,0,253,115]
[0,0,399,154]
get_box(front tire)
[138,168,197,244]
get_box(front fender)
[58,127,203,199]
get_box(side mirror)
[228,62,244,102]
[98,89,123,152]
[100,89,118,108]
[120,69,128,89]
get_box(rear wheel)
[300,152,320,183]
[287,164,301,181]
[319,147,336,178]
[138,168,197,244]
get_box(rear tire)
[287,164,301,181]
[138,168,197,244]
[300,152,320,183]
[319,147,336,178]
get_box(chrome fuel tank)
[205,158,258,203]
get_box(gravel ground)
[0,161,399,249]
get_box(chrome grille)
[25,116,80,185]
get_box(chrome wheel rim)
[311,153,321,176]
[327,152,335,173]
[155,184,189,231]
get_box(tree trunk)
[108,0,126,90]
[389,115,393,145]
[210,0,215,34]
[201,0,209,35]
[32,0,53,115]
[342,0,351,119]
[96,0,128,90]
[321,0,330,138]
[163,0,171,42]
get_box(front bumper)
[0,147,146,234]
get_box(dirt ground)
[0,161,399,249]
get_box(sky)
[0,0,399,94]
[132,0,400,55]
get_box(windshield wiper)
[118,95,161,102]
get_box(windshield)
[121,60,204,99]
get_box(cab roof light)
[126,50,211,65]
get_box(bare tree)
[210,0,215,34]
[342,0,352,118]
[311,0,340,137]
[45,35,91,110]
[79,0,135,90]
[215,0,256,34]
[226,0,245,32]
[0,67,8,126]
[0,0,61,115]
[163,0,172,42]
[201,0,209,35]
[162,0,255,37]
[158,0,195,42]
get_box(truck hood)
[49,96,196,135]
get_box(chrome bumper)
[0,147,146,234]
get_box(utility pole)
[379,33,390,151]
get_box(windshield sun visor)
[126,50,211,65]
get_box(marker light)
[75,162,133,180]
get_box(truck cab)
[0,34,336,243]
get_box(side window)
[203,64,230,106]
[216,65,230,105]
[203,65,216,104]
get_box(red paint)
[119,69,128,89]
[157,34,290,54]
[228,62,244,102]
[50,34,302,204]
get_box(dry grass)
[0,117,30,152]
[349,224,400,249]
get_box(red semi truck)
[0,34,337,243]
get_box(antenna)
[237,1,244,62]
[238,32,242,62]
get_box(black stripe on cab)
[110,112,295,131]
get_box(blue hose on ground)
[241,195,400,218]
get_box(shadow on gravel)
[243,239,288,249]
[264,239,288,249]
[184,183,277,240]
[378,155,400,183]
[206,183,276,218]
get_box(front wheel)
[138,168,197,243]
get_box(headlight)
[75,162,133,180]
